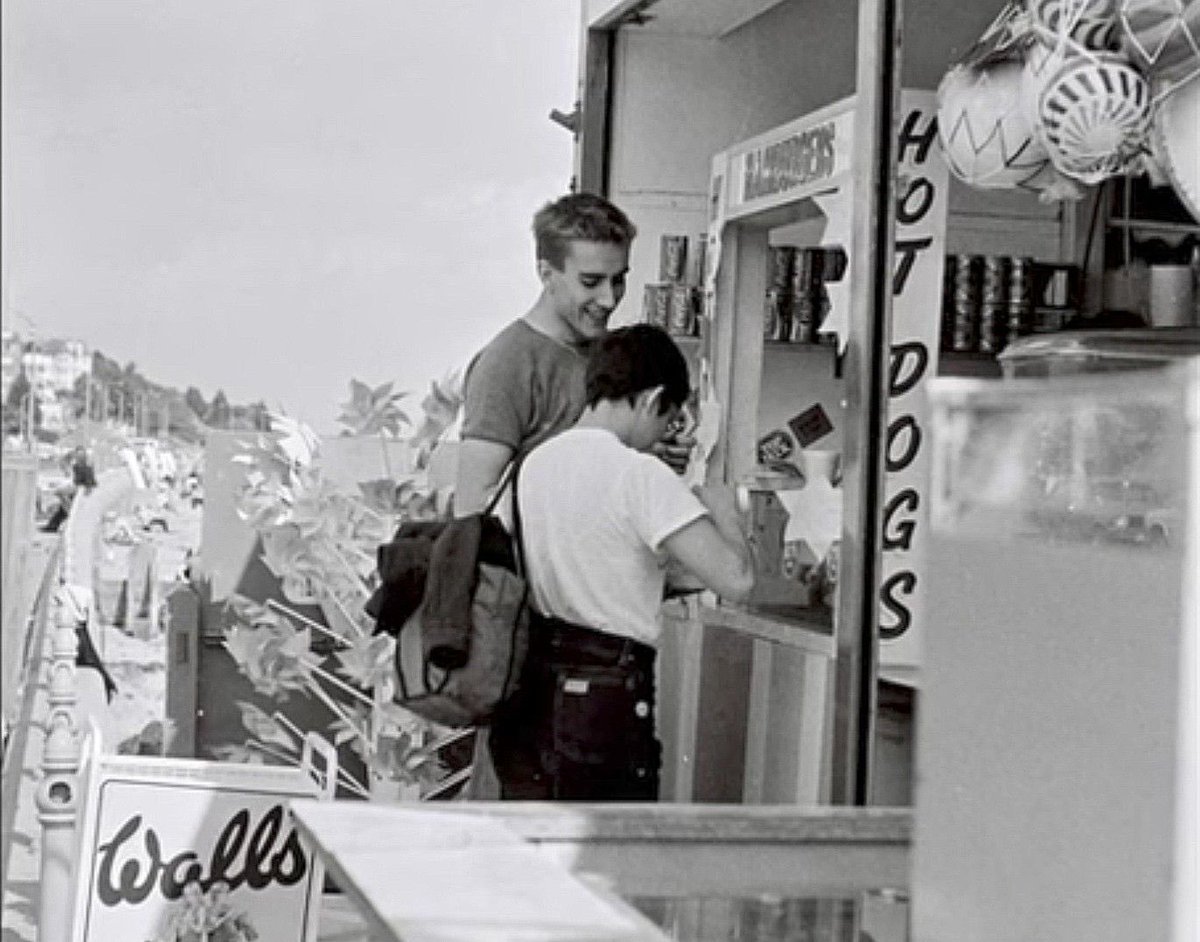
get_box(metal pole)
[829,0,902,807]
[36,590,83,942]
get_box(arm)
[661,489,754,602]
[453,438,515,517]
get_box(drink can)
[1008,256,1034,305]
[1006,299,1030,339]
[950,254,979,352]
[791,248,819,298]
[768,246,796,289]
[953,253,978,285]
[764,289,790,341]
[980,255,1009,307]
[813,282,831,336]
[951,297,977,352]
[644,283,670,329]
[978,302,1007,354]
[688,234,708,286]
[941,255,957,350]
[789,294,817,343]
[659,235,688,283]
[669,285,696,336]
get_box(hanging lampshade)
[1027,0,1122,52]
[1148,72,1200,220]
[938,59,1061,190]
[1038,52,1152,182]
[1119,0,1200,86]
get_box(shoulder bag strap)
[481,459,517,517]
[479,458,527,578]
[509,459,527,579]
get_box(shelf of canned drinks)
[762,246,848,345]
[941,254,1079,357]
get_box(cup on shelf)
[1148,264,1196,327]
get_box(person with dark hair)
[452,193,693,797]
[488,325,754,801]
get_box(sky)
[2,0,581,432]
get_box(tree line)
[3,349,271,443]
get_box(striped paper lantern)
[1037,53,1153,182]
[1027,0,1122,51]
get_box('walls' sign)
[71,736,336,942]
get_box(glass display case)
[915,359,1199,941]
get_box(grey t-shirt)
[461,319,590,458]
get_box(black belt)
[530,612,655,672]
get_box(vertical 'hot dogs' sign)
[876,94,948,670]
[70,737,336,942]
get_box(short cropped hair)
[585,325,689,415]
[533,193,637,269]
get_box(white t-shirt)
[516,427,708,646]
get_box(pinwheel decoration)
[220,381,462,799]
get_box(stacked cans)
[790,248,822,343]
[763,246,836,343]
[978,255,1008,354]
[943,253,1038,354]
[643,234,702,336]
[1007,257,1034,340]
[949,254,979,352]
[764,247,795,341]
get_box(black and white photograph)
[2,1,1198,940]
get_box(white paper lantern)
[1038,53,1152,182]
[938,60,1061,190]
[1120,0,1200,87]
[1149,73,1200,219]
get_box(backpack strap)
[512,460,527,575]
[480,459,527,579]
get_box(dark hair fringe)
[585,325,689,414]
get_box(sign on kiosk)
[70,733,337,942]
[705,91,948,671]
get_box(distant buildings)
[2,331,91,433]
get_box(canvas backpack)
[365,465,528,728]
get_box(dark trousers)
[490,613,660,801]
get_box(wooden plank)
[291,800,912,901]
[741,639,773,803]
[699,601,835,655]
[291,802,669,942]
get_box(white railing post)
[36,590,83,942]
